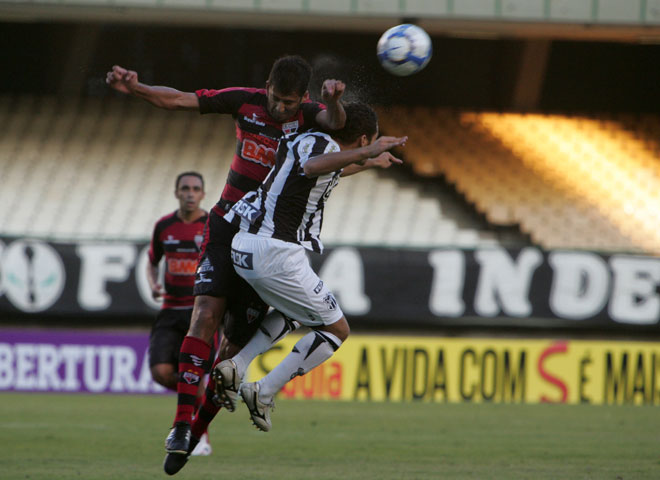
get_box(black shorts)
[149,308,193,367]
[194,210,269,348]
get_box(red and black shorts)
[194,209,269,347]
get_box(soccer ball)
[377,24,432,76]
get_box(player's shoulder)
[290,130,338,154]
[196,87,267,110]
[154,211,180,230]
[197,211,209,223]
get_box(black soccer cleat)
[165,422,191,454]
[163,424,200,476]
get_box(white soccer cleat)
[212,359,240,412]
[240,382,274,432]
[190,432,212,457]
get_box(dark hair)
[268,55,312,96]
[175,171,204,190]
[332,102,378,144]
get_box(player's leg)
[230,233,346,431]
[149,309,190,390]
[164,212,236,474]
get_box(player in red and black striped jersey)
[146,171,213,457]
[146,171,207,389]
[107,55,346,474]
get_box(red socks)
[174,336,211,425]
[191,356,224,438]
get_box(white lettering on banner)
[15,344,36,389]
[609,256,660,325]
[474,248,543,317]
[0,343,13,388]
[84,347,111,392]
[135,245,161,310]
[428,250,465,317]
[37,344,61,389]
[76,244,136,310]
[110,347,137,392]
[548,252,610,320]
[319,247,371,315]
[0,343,162,393]
[60,345,83,390]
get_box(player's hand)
[321,79,345,104]
[106,65,139,94]
[367,152,404,169]
[151,283,164,300]
[365,135,407,158]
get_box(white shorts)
[231,231,344,327]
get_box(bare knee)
[318,317,350,343]
[187,295,226,343]
[151,363,177,391]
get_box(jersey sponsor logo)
[282,120,299,135]
[243,113,266,127]
[314,280,324,294]
[231,249,253,270]
[231,198,263,224]
[240,138,276,167]
[323,292,338,311]
[167,258,198,276]
[163,235,180,245]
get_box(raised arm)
[105,65,199,111]
[304,136,407,177]
[315,79,346,130]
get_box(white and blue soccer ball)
[377,24,432,77]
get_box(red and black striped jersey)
[148,211,208,310]
[196,87,325,217]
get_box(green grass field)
[1,393,659,479]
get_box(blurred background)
[2,0,660,403]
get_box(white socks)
[233,311,300,379]
[257,330,342,399]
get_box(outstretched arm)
[304,136,407,177]
[340,151,403,177]
[315,79,346,130]
[105,65,199,111]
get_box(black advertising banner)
[1,236,660,330]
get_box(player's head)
[332,102,378,147]
[266,55,312,122]
[175,171,205,214]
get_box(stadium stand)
[0,95,498,248]
[3,95,658,253]
[377,106,660,254]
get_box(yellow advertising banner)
[247,334,660,405]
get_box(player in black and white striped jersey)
[215,102,407,431]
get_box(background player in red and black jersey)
[107,55,346,474]
[146,171,211,456]
[147,171,207,391]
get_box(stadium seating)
[0,95,493,248]
[377,106,660,254]
[5,96,657,253]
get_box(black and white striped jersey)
[223,130,341,253]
